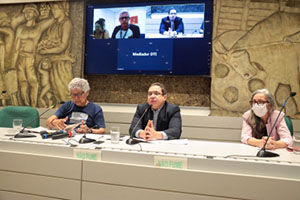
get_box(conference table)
[0,127,299,200]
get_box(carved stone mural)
[2,0,299,117]
[211,0,300,118]
[0,1,83,107]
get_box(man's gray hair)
[119,11,129,18]
[68,77,90,93]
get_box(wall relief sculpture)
[211,0,300,118]
[0,1,82,107]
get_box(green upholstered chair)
[284,116,293,136]
[0,106,40,128]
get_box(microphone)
[40,130,66,139]
[126,104,151,145]
[79,124,99,144]
[79,134,96,144]
[52,130,74,140]
[257,92,296,157]
[14,102,63,138]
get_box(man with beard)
[112,11,140,39]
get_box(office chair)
[0,106,40,128]
[284,115,293,136]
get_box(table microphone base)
[256,149,279,157]
[14,132,36,138]
[126,138,141,145]
[79,135,96,144]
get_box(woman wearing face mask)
[241,89,292,150]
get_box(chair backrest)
[0,106,40,128]
[284,116,293,136]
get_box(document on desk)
[23,126,49,133]
[23,123,80,134]
[65,123,81,131]
[148,139,188,145]
[73,133,104,140]
[4,127,48,136]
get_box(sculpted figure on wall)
[0,12,23,106]
[38,57,53,107]
[0,13,14,101]
[211,1,300,118]
[15,3,54,107]
[38,2,74,104]
[0,2,75,107]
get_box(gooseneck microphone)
[14,102,63,138]
[79,124,99,144]
[126,104,151,145]
[256,92,296,157]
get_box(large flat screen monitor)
[84,0,212,75]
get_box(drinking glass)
[293,135,300,154]
[13,119,23,132]
[110,126,120,144]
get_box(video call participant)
[129,82,182,141]
[111,11,140,39]
[46,78,105,134]
[159,8,184,35]
[241,88,292,149]
[92,18,109,39]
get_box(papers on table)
[148,139,189,145]
[65,123,81,131]
[24,126,49,133]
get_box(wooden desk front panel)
[0,151,81,200]
[82,160,300,200]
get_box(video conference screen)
[84,0,212,75]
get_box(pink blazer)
[241,110,293,146]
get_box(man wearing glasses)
[46,78,105,134]
[159,8,184,36]
[129,82,182,141]
[111,11,140,39]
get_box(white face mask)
[252,103,268,117]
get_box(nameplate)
[154,156,187,169]
[73,149,101,161]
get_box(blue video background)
[117,39,173,71]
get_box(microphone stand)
[126,104,151,145]
[14,104,58,138]
[256,92,296,157]
[79,125,98,144]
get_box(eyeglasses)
[250,100,269,105]
[71,92,84,98]
[119,16,129,20]
[169,12,177,15]
[148,91,162,97]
